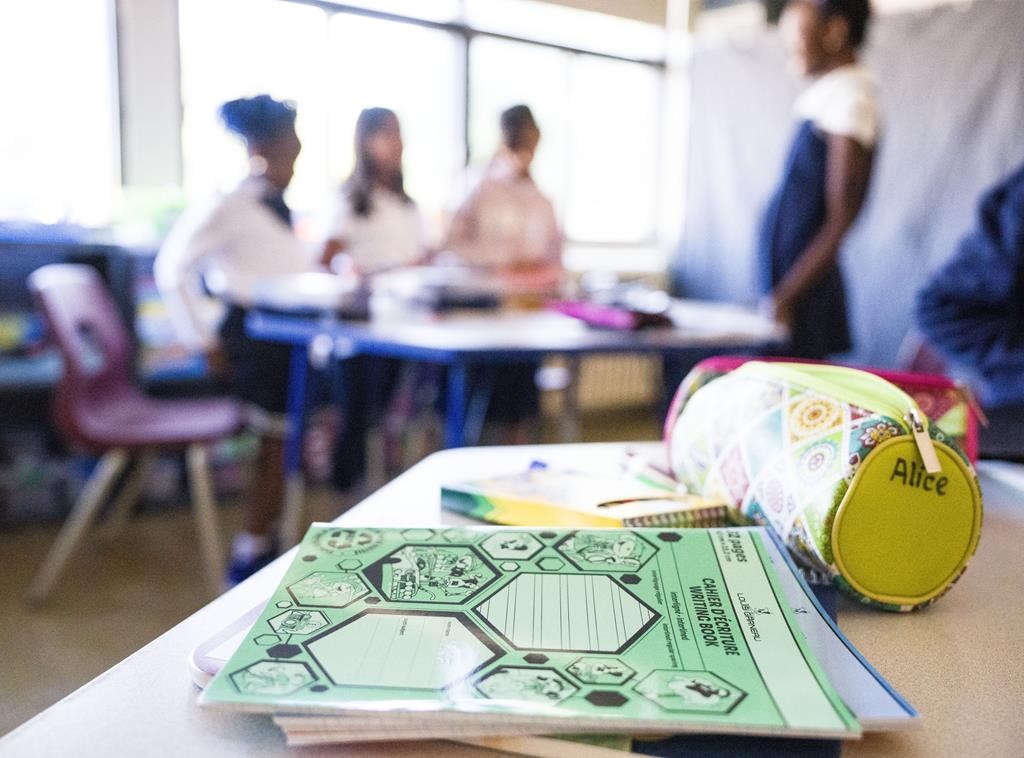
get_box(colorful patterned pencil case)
[665,360,983,611]
[666,355,981,462]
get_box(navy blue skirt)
[759,120,853,359]
[218,305,292,416]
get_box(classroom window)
[326,14,464,237]
[468,38,572,220]
[326,0,462,23]
[178,0,331,228]
[177,0,665,249]
[0,0,119,227]
[463,0,666,60]
[178,0,462,237]
[469,38,662,245]
[563,55,661,244]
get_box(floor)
[0,407,660,737]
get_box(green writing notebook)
[200,524,860,740]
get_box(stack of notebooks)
[196,522,917,752]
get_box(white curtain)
[675,0,1024,366]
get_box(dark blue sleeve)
[915,164,1024,401]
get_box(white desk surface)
[3,443,1022,757]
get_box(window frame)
[272,0,668,247]
[0,0,122,226]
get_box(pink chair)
[26,264,243,602]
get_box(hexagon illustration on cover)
[266,643,302,659]
[268,609,331,636]
[566,656,636,686]
[441,528,482,544]
[634,669,746,714]
[287,571,369,608]
[474,666,578,704]
[364,544,499,604]
[480,531,543,561]
[475,573,660,653]
[536,557,564,571]
[230,660,317,696]
[586,690,628,707]
[305,610,503,689]
[313,528,381,555]
[555,531,657,572]
[401,528,436,542]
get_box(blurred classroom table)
[248,299,785,448]
[249,301,784,545]
[3,442,1022,757]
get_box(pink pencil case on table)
[549,300,673,331]
[665,355,981,462]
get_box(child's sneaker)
[225,533,279,587]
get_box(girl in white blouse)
[156,95,317,583]
[321,108,425,275]
[321,108,426,490]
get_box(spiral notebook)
[441,466,730,529]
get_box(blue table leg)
[280,344,309,548]
[445,363,468,449]
[464,365,496,446]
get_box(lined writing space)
[476,574,657,652]
[305,612,496,689]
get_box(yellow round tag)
[831,437,982,607]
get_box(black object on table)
[979,404,1024,462]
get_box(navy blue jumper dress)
[758,120,853,359]
[217,188,296,416]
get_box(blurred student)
[444,105,563,441]
[321,108,426,490]
[916,161,1024,409]
[321,108,426,275]
[446,104,563,296]
[759,0,878,358]
[156,95,316,584]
